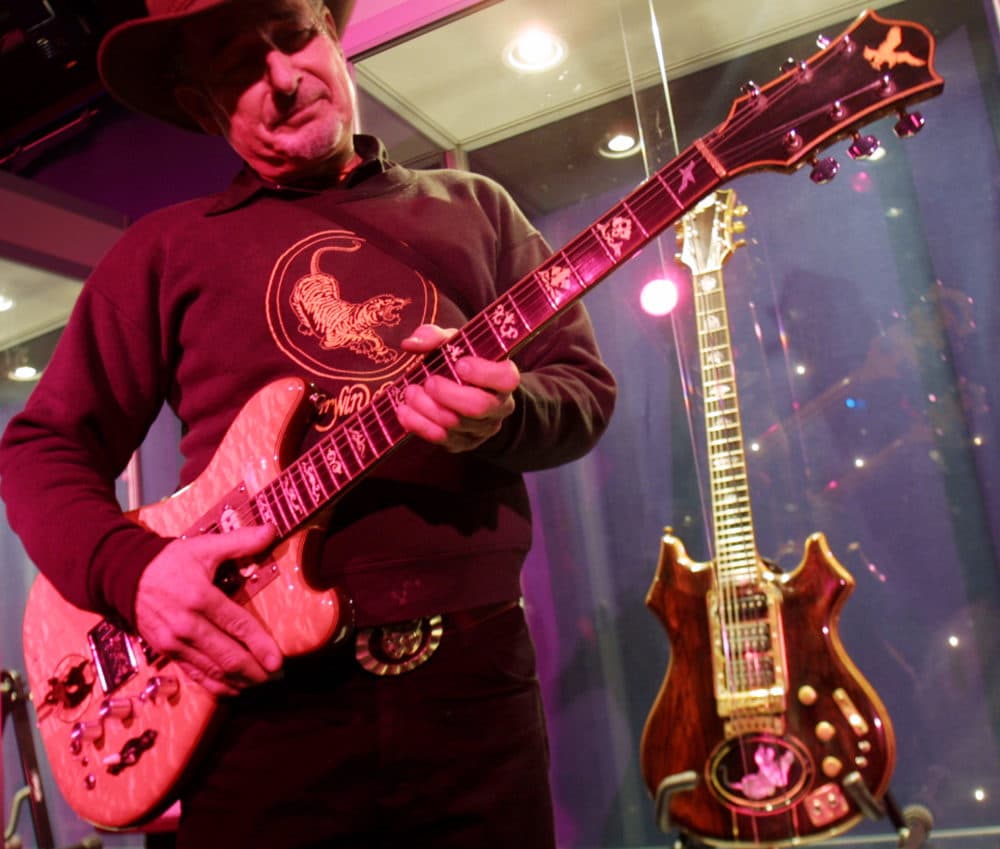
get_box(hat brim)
[98,0,354,132]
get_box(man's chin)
[259,147,346,184]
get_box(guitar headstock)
[676,190,747,276]
[711,10,944,178]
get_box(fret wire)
[481,307,513,352]
[619,199,650,238]
[269,464,315,529]
[374,392,407,441]
[483,149,713,354]
[687,198,753,655]
[309,442,339,494]
[497,291,531,341]
[268,435,352,536]
[259,486,291,535]
[333,421,365,472]
[588,223,620,264]
[278,473,308,524]
[368,398,393,448]
[458,321,499,361]
[711,479,749,491]
[298,452,330,508]
[319,436,350,489]
[269,484,294,534]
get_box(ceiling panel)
[1,0,901,384]
[353,0,896,151]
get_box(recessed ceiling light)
[598,132,642,159]
[0,292,13,312]
[8,364,39,382]
[503,27,567,73]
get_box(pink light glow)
[640,277,680,316]
[850,171,873,193]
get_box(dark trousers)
[176,604,555,849]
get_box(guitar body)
[22,377,349,828]
[640,530,896,846]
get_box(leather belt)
[355,599,520,676]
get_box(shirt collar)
[205,135,394,216]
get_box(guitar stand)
[653,771,934,849]
[2,669,102,849]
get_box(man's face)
[178,0,356,183]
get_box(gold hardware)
[822,756,843,777]
[798,685,818,705]
[355,615,443,676]
[833,688,870,735]
[804,783,849,826]
[815,721,836,742]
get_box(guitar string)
[692,218,771,814]
[692,200,793,788]
[711,53,895,170]
[691,231,745,721]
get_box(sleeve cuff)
[90,526,173,628]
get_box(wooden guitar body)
[21,377,349,828]
[640,530,896,846]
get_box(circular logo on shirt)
[266,229,437,381]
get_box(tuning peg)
[732,220,747,235]
[816,35,830,49]
[779,57,811,79]
[734,204,748,217]
[894,109,925,138]
[847,133,880,160]
[740,81,761,98]
[810,155,840,184]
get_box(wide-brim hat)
[97,0,355,132]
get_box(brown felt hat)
[97,0,355,132]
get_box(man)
[0,0,616,846]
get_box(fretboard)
[251,143,726,537]
[693,267,759,589]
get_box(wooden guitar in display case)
[22,10,939,830]
[640,190,896,846]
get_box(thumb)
[402,324,458,352]
[189,523,277,563]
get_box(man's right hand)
[134,524,284,697]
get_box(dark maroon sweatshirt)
[0,135,616,629]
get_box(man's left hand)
[398,324,519,452]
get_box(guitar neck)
[237,5,949,539]
[251,145,726,536]
[693,266,758,585]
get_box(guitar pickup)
[87,619,139,694]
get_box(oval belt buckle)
[355,615,443,676]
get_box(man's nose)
[266,49,300,95]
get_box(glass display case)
[1,0,997,846]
